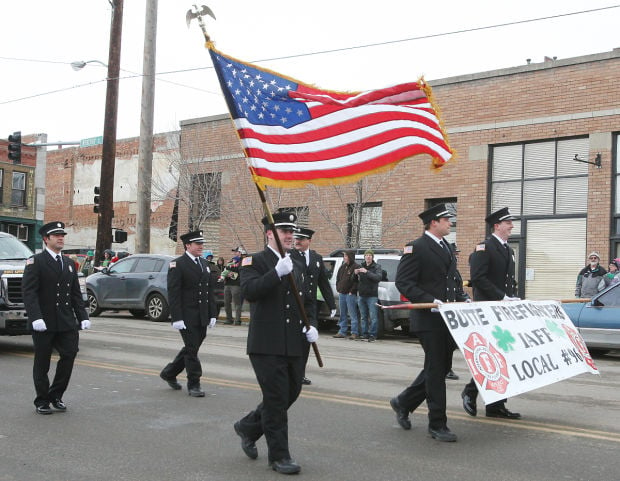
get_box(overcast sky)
[1,1,619,145]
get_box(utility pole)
[135,0,158,253]
[95,0,124,266]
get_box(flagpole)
[254,183,324,367]
[379,298,590,310]
[185,6,323,367]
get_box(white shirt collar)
[268,245,284,259]
[185,251,200,263]
[492,233,508,246]
[46,247,61,259]
[424,231,445,246]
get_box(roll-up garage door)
[524,218,586,300]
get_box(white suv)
[316,253,411,338]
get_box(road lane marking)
[6,349,620,443]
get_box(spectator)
[355,250,382,342]
[333,250,360,339]
[575,252,607,298]
[81,250,94,276]
[223,247,245,325]
[598,258,620,291]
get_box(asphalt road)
[1,313,619,481]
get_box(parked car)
[316,254,411,338]
[86,254,224,322]
[328,248,403,257]
[562,281,620,355]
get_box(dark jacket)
[356,260,383,297]
[336,253,360,295]
[241,247,307,357]
[396,234,467,333]
[167,253,218,326]
[469,236,517,301]
[292,249,336,326]
[22,251,89,331]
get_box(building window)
[612,134,620,257]
[0,169,4,204]
[11,171,26,207]
[189,172,222,229]
[347,202,382,248]
[491,138,589,235]
[6,223,29,241]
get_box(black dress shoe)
[270,458,301,474]
[51,399,67,412]
[428,426,457,442]
[390,397,411,430]
[461,390,477,417]
[188,387,205,397]
[486,407,521,419]
[159,372,182,390]
[301,377,312,385]
[36,404,52,415]
[234,421,258,459]
[445,369,459,380]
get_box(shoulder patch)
[403,245,413,254]
[169,261,176,269]
[475,244,486,251]
[26,257,35,265]
[242,256,253,266]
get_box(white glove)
[81,320,91,330]
[303,325,319,343]
[503,295,521,301]
[275,254,293,277]
[330,309,337,318]
[431,299,444,313]
[208,318,217,329]
[32,319,47,332]
[172,320,186,330]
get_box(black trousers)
[32,329,79,406]
[161,323,207,388]
[237,354,305,463]
[462,378,506,411]
[396,326,456,429]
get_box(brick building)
[0,133,45,251]
[46,48,620,300]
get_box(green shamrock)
[545,319,566,338]
[491,325,516,352]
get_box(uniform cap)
[418,204,454,224]
[180,230,205,244]
[485,207,516,225]
[261,212,297,231]
[294,227,314,239]
[39,221,67,237]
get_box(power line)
[1,5,618,105]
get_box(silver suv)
[317,254,411,338]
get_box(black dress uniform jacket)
[469,235,516,301]
[396,234,468,332]
[168,253,218,326]
[22,252,89,330]
[291,249,335,327]
[241,247,307,356]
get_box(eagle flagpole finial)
[186,4,216,43]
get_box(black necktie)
[195,258,202,271]
[56,254,63,271]
[440,240,450,255]
[301,251,307,266]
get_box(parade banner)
[439,300,599,405]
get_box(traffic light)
[93,186,101,214]
[114,229,127,243]
[7,131,21,164]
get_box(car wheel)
[87,290,102,317]
[146,293,169,322]
[129,309,146,318]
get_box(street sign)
[80,136,103,148]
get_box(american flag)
[209,46,453,189]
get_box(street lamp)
[70,60,108,71]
